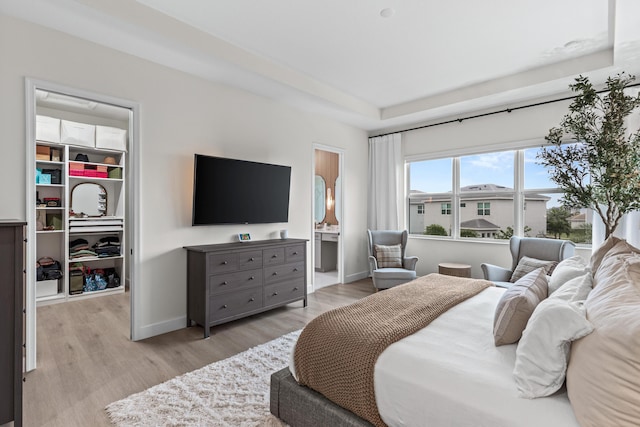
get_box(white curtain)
[368,133,402,230]
[592,89,640,250]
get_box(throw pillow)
[588,235,621,274]
[513,299,593,398]
[374,244,402,268]
[548,255,589,295]
[510,256,558,283]
[551,272,593,302]
[493,268,548,346]
[567,254,640,427]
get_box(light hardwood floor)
[24,279,375,427]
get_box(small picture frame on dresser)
[238,233,251,242]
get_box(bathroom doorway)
[312,145,344,290]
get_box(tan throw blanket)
[294,273,493,427]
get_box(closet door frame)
[24,78,141,371]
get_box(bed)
[270,238,640,427]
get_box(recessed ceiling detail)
[1,0,638,132]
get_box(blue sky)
[409,147,562,206]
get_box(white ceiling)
[2,0,639,132]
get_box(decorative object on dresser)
[0,221,25,427]
[184,239,308,338]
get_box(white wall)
[401,98,593,277]
[0,14,369,339]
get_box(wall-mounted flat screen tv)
[192,154,291,225]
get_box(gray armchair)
[481,236,575,288]
[367,229,418,290]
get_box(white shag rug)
[105,330,301,426]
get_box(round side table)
[438,262,472,278]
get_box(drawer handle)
[272,254,278,258]
[294,287,299,291]
[272,272,278,276]
[250,257,255,261]
[222,304,228,309]
[222,281,228,285]
[249,276,255,280]
[292,251,298,255]
[273,292,279,296]
[293,268,299,272]
[222,261,228,265]
[250,297,255,302]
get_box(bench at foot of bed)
[270,368,373,427]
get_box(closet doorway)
[25,79,139,371]
[312,145,344,289]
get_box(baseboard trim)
[345,270,369,283]
[134,315,186,341]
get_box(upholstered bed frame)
[270,368,372,427]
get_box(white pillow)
[548,256,589,295]
[513,298,593,398]
[551,272,593,302]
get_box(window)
[477,202,490,216]
[408,145,589,245]
[417,205,424,214]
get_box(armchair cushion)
[374,244,402,268]
[494,268,548,346]
[510,256,558,283]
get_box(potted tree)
[538,73,640,239]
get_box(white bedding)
[290,286,580,427]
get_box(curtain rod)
[370,82,640,139]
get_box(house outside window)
[477,202,490,216]
[417,205,424,214]
[441,203,451,215]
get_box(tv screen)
[192,154,291,225]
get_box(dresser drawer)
[263,247,285,265]
[285,244,305,263]
[264,261,304,284]
[207,253,237,273]
[209,288,263,322]
[208,269,263,294]
[264,280,305,307]
[237,250,262,270]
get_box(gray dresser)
[184,238,308,338]
[0,221,25,426]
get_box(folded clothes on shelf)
[92,236,121,257]
[69,249,98,259]
[69,238,90,252]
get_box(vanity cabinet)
[185,239,308,338]
[29,112,127,306]
[314,232,338,272]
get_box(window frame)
[405,139,590,246]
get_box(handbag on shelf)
[36,256,62,281]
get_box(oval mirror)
[71,183,107,217]
[314,175,326,223]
